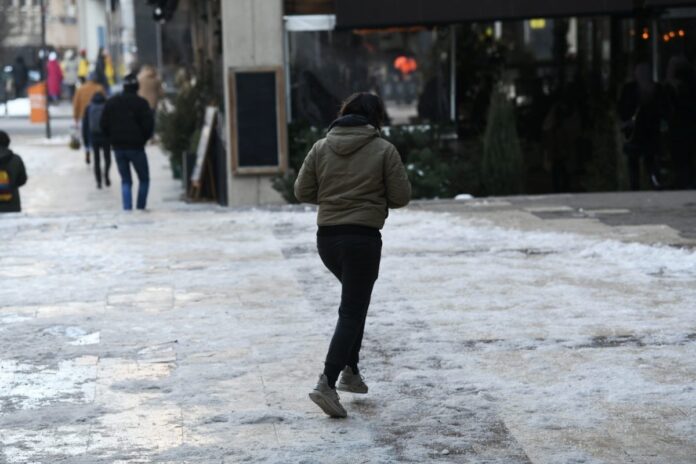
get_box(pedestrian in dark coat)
[94,48,109,93]
[82,91,111,189]
[295,92,411,418]
[0,131,28,213]
[665,56,696,189]
[617,63,668,190]
[100,73,154,210]
[12,56,29,99]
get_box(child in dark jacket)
[0,130,28,213]
[82,91,111,188]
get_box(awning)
[336,0,636,29]
[285,14,336,31]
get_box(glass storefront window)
[288,26,453,127]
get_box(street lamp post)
[40,0,51,139]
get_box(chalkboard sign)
[228,67,288,175]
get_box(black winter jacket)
[99,90,154,150]
[82,92,108,146]
[0,147,28,213]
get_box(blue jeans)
[114,149,150,210]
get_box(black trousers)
[93,142,111,186]
[625,144,659,190]
[317,234,382,372]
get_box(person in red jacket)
[46,52,64,102]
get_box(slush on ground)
[1,134,695,463]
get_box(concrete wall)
[221,0,286,206]
[77,0,107,61]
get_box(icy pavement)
[2,208,695,463]
[2,139,696,463]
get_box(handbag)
[69,126,81,150]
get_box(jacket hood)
[0,147,12,163]
[326,124,380,156]
[91,92,106,103]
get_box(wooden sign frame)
[228,66,288,175]
[188,106,218,202]
[190,106,217,186]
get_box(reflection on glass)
[288,27,452,127]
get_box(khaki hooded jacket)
[294,124,411,229]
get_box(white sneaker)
[337,366,368,394]
[309,374,347,418]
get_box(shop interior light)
[664,34,671,42]
[394,56,418,75]
[642,31,650,40]
[530,19,546,30]
[679,29,686,37]
[669,31,676,38]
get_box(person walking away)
[0,131,28,213]
[137,65,164,113]
[77,49,90,84]
[100,73,154,210]
[46,52,63,103]
[12,56,29,99]
[542,85,583,193]
[294,92,411,418]
[61,49,79,99]
[104,53,115,89]
[73,73,105,165]
[617,63,667,190]
[82,92,111,189]
[94,48,109,93]
[665,56,696,189]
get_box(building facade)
[1,0,79,68]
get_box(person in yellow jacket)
[77,49,90,84]
[104,53,115,87]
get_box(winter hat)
[123,72,139,92]
[48,51,57,61]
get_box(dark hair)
[339,92,386,129]
[0,130,10,148]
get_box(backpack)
[88,103,105,136]
[0,167,13,202]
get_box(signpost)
[40,0,51,138]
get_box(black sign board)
[228,67,288,175]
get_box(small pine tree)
[481,90,524,195]
[270,122,324,203]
